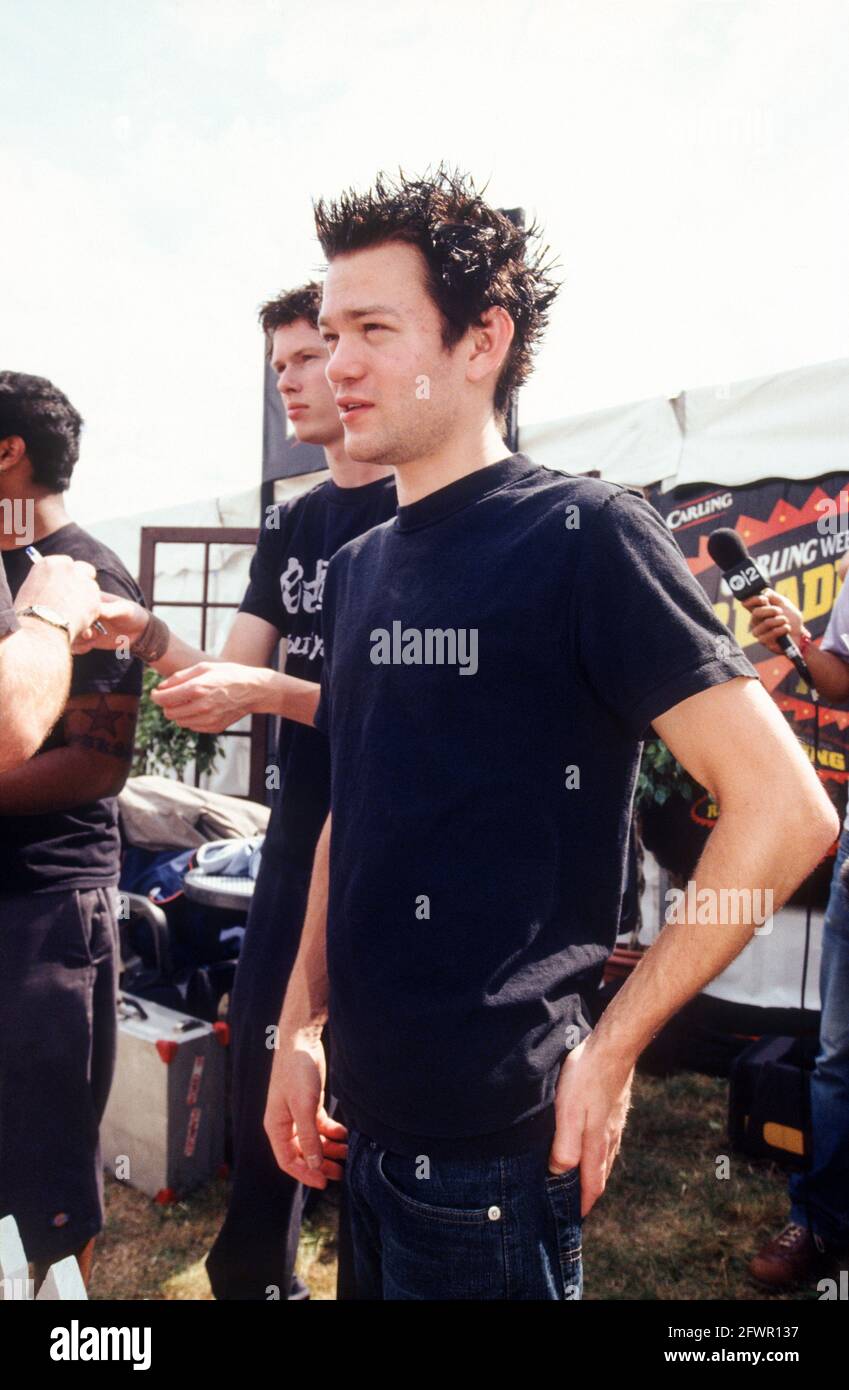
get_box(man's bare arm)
[0,617,71,771]
[0,554,103,770]
[595,677,836,1057]
[551,676,839,1212]
[73,598,277,676]
[0,692,138,812]
[278,813,332,1037]
[152,610,321,729]
[75,601,321,729]
[264,814,347,1188]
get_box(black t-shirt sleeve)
[69,567,144,698]
[239,505,292,634]
[0,555,20,637]
[573,490,759,740]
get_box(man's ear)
[465,306,515,390]
[0,435,27,473]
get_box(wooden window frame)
[138,526,270,803]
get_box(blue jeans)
[789,822,849,1246]
[343,1125,583,1300]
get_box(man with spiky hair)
[80,283,395,1299]
[265,168,838,1300]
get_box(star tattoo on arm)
[62,693,140,765]
[84,695,125,735]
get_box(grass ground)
[89,1071,825,1301]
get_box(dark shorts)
[0,886,119,1263]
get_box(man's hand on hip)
[549,1036,635,1218]
[263,1026,348,1189]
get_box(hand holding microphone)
[742,587,807,655]
[707,527,815,689]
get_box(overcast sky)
[2,0,847,524]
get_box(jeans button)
[487,1205,501,1221]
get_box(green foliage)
[636,737,702,810]
[132,668,222,780]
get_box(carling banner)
[648,472,849,838]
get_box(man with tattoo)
[0,371,143,1290]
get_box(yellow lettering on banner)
[801,563,835,622]
[733,598,750,647]
[805,745,846,771]
[713,600,730,627]
[773,574,801,610]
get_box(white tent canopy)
[520,356,849,493]
[518,394,682,488]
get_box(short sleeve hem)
[238,594,286,628]
[237,598,285,632]
[631,652,760,741]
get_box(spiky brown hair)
[313,166,560,417]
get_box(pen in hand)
[25,545,108,635]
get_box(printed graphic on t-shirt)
[236,474,397,867]
[287,631,324,662]
[280,554,329,663]
[281,556,328,615]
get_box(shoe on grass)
[748,1222,824,1288]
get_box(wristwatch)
[16,604,72,642]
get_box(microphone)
[707,527,816,690]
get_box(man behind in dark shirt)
[264,169,838,1300]
[0,371,143,1288]
[79,284,396,1299]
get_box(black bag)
[728,1035,816,1170]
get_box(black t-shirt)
[315,454,760,1158]
[239,474,397,870]
[1,522,144,894]
[0,555,19,637]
